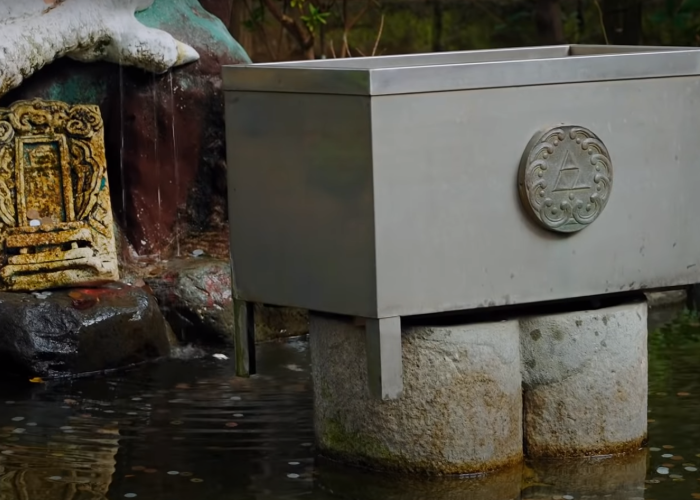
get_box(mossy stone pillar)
[310,314,523,474]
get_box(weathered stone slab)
[0,99,118,291]
[520,300,648,457]
[310,314,522,474]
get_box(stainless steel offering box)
[224,45,700,397]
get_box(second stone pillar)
[519,300,648,457]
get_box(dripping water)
[153,72,161,262]
[118,59,127,234]
[169,72,181,257]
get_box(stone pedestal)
[520,300,648,458]
[310,314,523,474]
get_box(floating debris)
[47,476,62,481]
[657,467,670,475]
[686,466,698,472]
[192,249,204,257]
[650,447,661,452]
[124,494,137,498]
[287,473,300,479]
[167,471,179,476]
[662,453,673,458]
[233,413,244,418]
[289,461,300,465]
[212,353,228,360]
[10,417,23,422]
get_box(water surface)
[0,305,696,500]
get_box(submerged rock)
[0,284,172,378]
[145,257,308,346]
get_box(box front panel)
[226,91,377,317]
[372,76,700,317]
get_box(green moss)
[322,418,395,461]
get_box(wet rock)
[0,284,172,378]
[145,257,308,346]
[106,0,250,257]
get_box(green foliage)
[244,0,700,61]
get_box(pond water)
[0,305,697,500]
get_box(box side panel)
[226,92,377,317]
[372,76,700,317]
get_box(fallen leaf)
[68,291,84,300]
[678,392,691,397]
[26,209,40,219]
[225,422,238,428]
[28,377,44,384]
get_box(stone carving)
[518,125,613,233]
[0,0,200,99]
[0,99,119,291]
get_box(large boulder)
[0,283,173,378]
[145,257,309,345]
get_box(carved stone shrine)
[0,99,118,291]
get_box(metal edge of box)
[222,66,372,95]
[222,46,700,96]
[368,48,700,95]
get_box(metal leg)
[688,284,700,311]
[233,298,256,376]
[366,316,403,400]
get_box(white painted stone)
[310,314,523,474]
[0,0,200,98]
[520,300,648,457]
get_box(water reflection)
[0,305,694,499]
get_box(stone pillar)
[520,300,648,458]
[310,314,522,474]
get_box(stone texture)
[645,289,687,308]
[144,257,308,345]
[0,283,172,378]
[0,0,250,259]
[0,0,199,99]
[310,314,523,474]
[520,300,648,458]
[0,99,119,292]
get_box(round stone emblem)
[518,125,613,233]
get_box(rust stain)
[0,99,118,291]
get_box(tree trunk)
[601,0,642,45]
[431,0,444,52]
[533,0,565,45]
